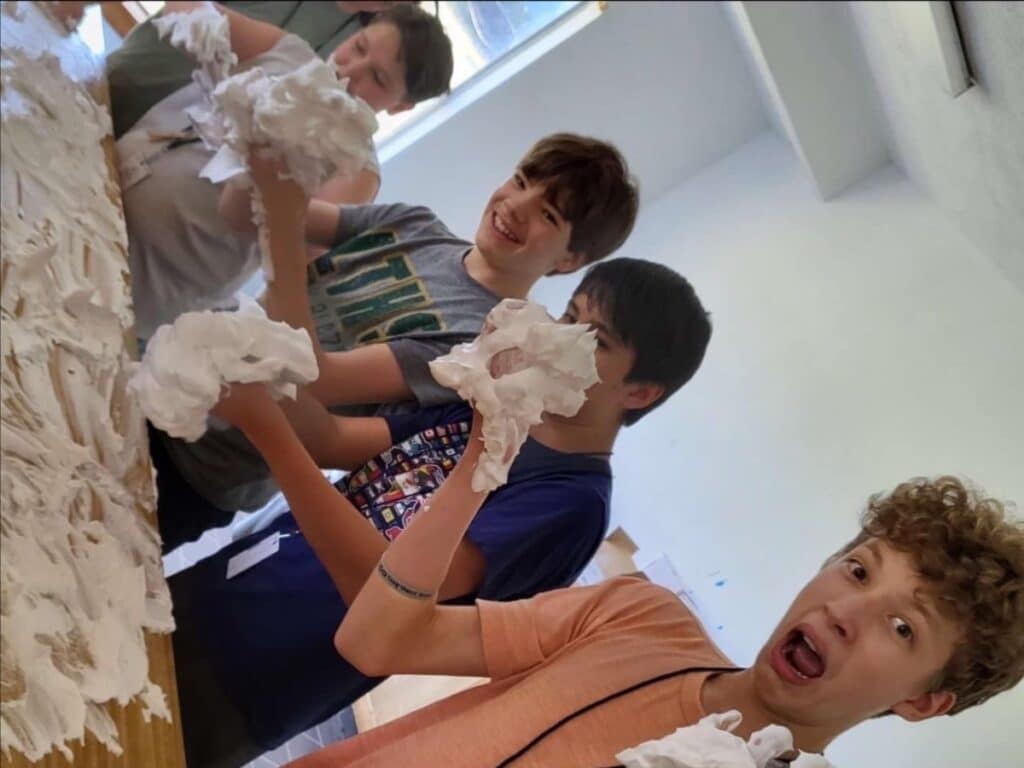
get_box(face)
[331,23,411,114]
[474,170,583,281]
[751,538,961,731]
[557,293,659,423]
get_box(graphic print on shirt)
[308,230,446,350]
[341,419,471,541]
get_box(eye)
[558,311,575,324]
[891,616,914,642]
[846,558,868,583]
[372,69,384,88]
[513,174,526,190]
[542,209,559,226]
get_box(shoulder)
[592,576,695,624]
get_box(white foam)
[152,1,237,89]
[1,39,173,762]
[129,299,319,442]
[429,300,599,492]
[617,710,832,768]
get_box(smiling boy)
[153,133,640,550]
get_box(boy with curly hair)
[277,473,1022,765]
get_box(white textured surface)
[130,299,318,442]
[429,300,598,492]
[850,1,1024,291]
[0,30,172,763]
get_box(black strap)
[496,664,741,768]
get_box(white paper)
[226,532,280,579]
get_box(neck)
[463,247,535,299]
[700,669,841,755]
[528,411,619,456]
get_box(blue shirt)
[169,403,611,764]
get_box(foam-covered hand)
[210,381,277,431]
[249,147,308,223]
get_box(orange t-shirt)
[289,577,737,767]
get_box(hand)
[211,381,277,431]
[249,147,308,221]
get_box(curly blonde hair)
[836,476,1024,714]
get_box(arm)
[277,389,392,470]
[215,385,486,608]
[248,153,414,408]
[216,183,365,246]
[334,413,494,678]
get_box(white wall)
[723,1,890,200]
[530,133,1024,768]
[850,1,1024,293]
[378,1,767,235]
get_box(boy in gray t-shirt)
[155,133,640,551]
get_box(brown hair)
[371,4,454,104]
[518,133,639,264]
[835,476,1024,715]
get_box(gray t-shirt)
[159,204,499,513]
[117,33,380,341]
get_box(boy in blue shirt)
[170,258,713,767]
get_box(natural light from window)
[376,1,583,143]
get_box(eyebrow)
[566,298,621,344]
[864,540,942,634]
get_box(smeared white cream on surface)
[1,20,173,762]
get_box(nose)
[504,187,544,224]
[823,595,861,644]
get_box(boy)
[170,258,712,767]
[154,133,639,550]
[281,472,1023,766]
[108,2,437,138]
[118,1,453,343]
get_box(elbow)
[334,624,389,677]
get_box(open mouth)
[772,627,826,684]
[491,211,521,245]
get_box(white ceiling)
[378,1,768,236]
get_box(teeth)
[493,213,517,242]
[803,632,819,656]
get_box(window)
[376,1,592,146]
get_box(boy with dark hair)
[153,133,640,550]
[168,258,711,767]
[107,2,448,138]
[276,473,1021,766]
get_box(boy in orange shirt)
[215,309,1023,765]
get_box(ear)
[548,251,588,276]
[621,381,664,414]
[890,690,957,722]
[386,101,415,115]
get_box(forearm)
[339,437,488,651]
[239,404,386,603]
[261,207,327,366]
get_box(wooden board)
[0,4,186,767]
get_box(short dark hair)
[574,258,712,425]
[519,133,639,265]
[371,4,454,104]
